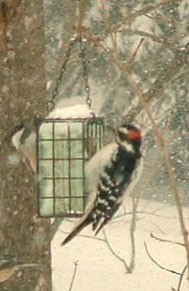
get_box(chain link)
[46,37,77,112]
[80,40,92,108]
[46,36,92,112]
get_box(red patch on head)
[127,130,142,141]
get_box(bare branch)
[68,261,79,291]
[102,229,130,273]
[176,264,187,291]
[144,242,181,276]
[117,29,178,52]
[101,193,139,274]
[127,38,145,71]
[150,233,184,247]
[59,228,106,242]
[128,196,139,272]
[111,0,180,32]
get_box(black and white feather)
[61,124,143,246]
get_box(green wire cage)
[36,117,104,217]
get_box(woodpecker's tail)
[61,206,93,246]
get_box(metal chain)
[46,36,92,112]
[80,40,92,109]
[46,37,77,112]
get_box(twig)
[111,0,179,33]
[150,233,184,247]
[0,262,38,283]
[113,209,183,221]
[117,29,177,52]
[144,242,181,276]
[59,228,106,242]
[102,229,130,272]
[176,264,187,291]
[127,38,145,70]
[102,196,139,274]
[68,261,79,291]
[128,196,139,272]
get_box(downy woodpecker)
[61,124,143,246]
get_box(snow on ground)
[52,198,188,291]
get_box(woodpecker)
[11,123,37,173]
[61,124,143,246]
[11,104,95,173]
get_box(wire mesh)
[36,117,104,217]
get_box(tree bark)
[0,1,51,290]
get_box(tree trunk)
[0,1,51,290]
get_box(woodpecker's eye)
[118,131,126,140]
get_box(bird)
[11,104,96,173]
[61,123,143,246]
[11,123,37,173]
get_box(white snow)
[51,198,188,291]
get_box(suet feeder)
[36,117,104,217]
[36,35,104,217]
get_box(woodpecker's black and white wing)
[89,145,142,235]
[61,143,119,245]
[61,124,143,246]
